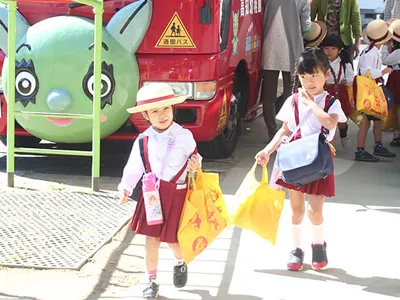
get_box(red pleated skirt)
[325,84,354,115]
[130,180,187,243]
[386,71,400,105]
[276,172,335,198]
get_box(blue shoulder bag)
[277,94,336,187]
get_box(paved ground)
[0,114,399,300]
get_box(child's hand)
[383,67,393,75]
[299,88,314,107]
[255,149,270,165]
[340,79,347,85]
[120,190,130,204]
[188,154,200,171]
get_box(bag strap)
[171,148,198,183]
[138,134,147,173]
[143,135,152,172]
[288,93,336,142]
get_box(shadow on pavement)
[175,289,262,300]
[255,267,400,298]
[84,229,137,300]
[0,293,40,300]
[179,227,263,300]
[355,205,400,215]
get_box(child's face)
[298,68,330,96]
[322,46,340,62]
[142,105,174,131]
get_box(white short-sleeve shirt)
[276,91,347,142]
[118,122,200,194]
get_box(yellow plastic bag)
[178,169,228,264]
[232,163,285,245]
[383,107,397,131]
[354,71,388,119]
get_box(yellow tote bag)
[354,71,388,119]
[178,169,228,264]
[232,163,285,245]
[383,107,397,131]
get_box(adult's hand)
[353,43,360,58]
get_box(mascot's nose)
[46,89,73,112]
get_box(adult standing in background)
[262,0,312,141]
[384,0,400,20]
[311,0,362,64]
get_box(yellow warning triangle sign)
[155,12,196,48]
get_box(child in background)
[356,19,396,162]
[119,83,201,299]
[256,47,346,271]
[382,19,400,147]
[321,35,355,149]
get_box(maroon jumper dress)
[130,136,189,243]
[386,70,400,106]
[325,62,354,115]
[276,93,336,197]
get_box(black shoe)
[142,280,159,299]
[390,138,400,147]
[312,242,328,270]
[355,150,379,162]
[173,263,188,288]
[287,248,304,271]
[373,146,397,157]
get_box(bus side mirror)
[200,0,212,24]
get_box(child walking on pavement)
[355,19,396,162]
[118,83,201,299]
[255,47,346,271]
[381,19,400,147]
[321,35,355,149]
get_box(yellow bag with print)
[231,163,285,245]
[383,107,397,131]
[354,71,388,119]
[178,169,228,264]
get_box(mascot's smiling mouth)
[46,114,108,127]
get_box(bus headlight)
[143,81,216,100]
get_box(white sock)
[292,223,302,249]
[312,223,325,245]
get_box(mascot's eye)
[16,71,38,97]
[82,61,115,109]
[86,73,113,98]
[14,59,39,107]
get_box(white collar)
[331,57,341,64]
[313,91,328,104]
[144,122,182,137]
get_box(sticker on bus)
[155,12,196,48]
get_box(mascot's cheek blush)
[46,117,75,127]
[46,114,107,127]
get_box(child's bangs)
[296,53,324,75]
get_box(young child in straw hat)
[382,19,400,147]
[355,19,396,162]
[118,83,201,298]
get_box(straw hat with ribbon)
[127,83,187,113]
[364,19,392,48]
[304,21,327,47]
[389,19,400,42]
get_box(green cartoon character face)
[0,1,152,143]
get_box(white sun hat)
[127,82,187,114]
